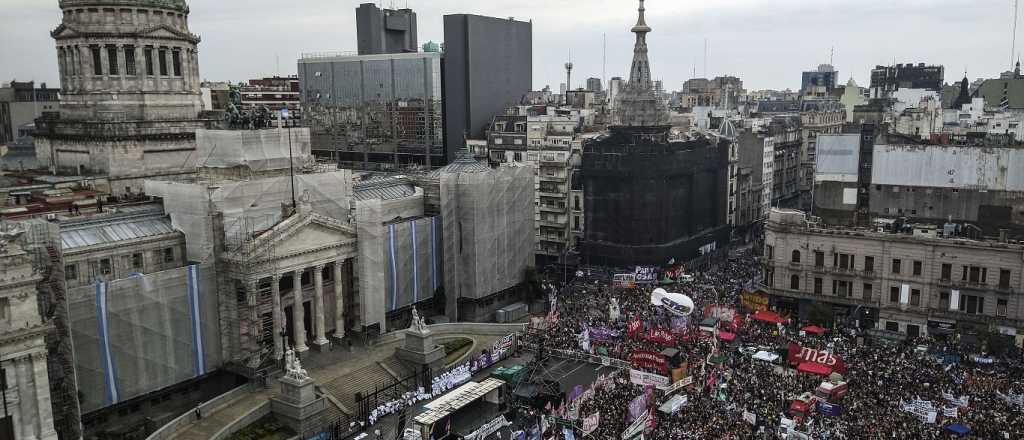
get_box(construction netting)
[66,263,221,413]
[195,128,312,172]
[439,163,534,307]
[146,170,353,262]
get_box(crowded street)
[518,249,1024,439]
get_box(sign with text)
[787,343,847,373]
[629,369,670,388]
[630,350,668,373]
[634,266,658,284]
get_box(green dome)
[59,0,188,13]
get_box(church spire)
[628,0,653,91]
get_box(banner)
[703,304,736,321]
[590,327,620,342]
[581,412,600,436]
[634,266,658,284]
[943,406,958,418]
[645,327,675,346]
[629,369,670,388]
[817,401,843,417]
[627,390,651,423]
[787,343,847,373]
[464,415,510,440]
[627,319,644,337]
[741,290,769,312]
[742,410,757,425]
[630,350,668,373]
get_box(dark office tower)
[356,3,418,55]
[582,0,730,266]
[442,14,532,162]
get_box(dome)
[59,0,188,13]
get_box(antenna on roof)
[830,46,834,66]
[703,38,708,78]
[1013,0,1020,69]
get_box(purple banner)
[627,391,649,422]
[589,327,620,342]
[568,384,584,402]
[671,317,689,330]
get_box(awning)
[752,310,788,325]
[752,351,779,363]
[717,331,737,342]
[797,362,832,376]
[801,325,827,335]
[945,423,971,436]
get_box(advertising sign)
[787,343,848,373]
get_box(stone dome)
[59,0,188,13]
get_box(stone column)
[332,260,346,341]
[292,269,308,353]
[312,264,329,350]
[271,274,284,360]
[31,352,57,440]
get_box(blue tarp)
[945,423,970,436]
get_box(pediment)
[51,24,78,39]
[138,26,187,39]
[245,213,356,260]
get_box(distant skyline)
[1,0,1020,92]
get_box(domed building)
[34,0,216,196]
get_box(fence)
[520,342,632,370]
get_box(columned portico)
[220,209,357,367]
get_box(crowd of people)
[520,248,1024,439]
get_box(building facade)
[35,0,215,196]
[763,208,1024,345]
[0,81,60,144]
[442,14,532,158]
[298,51,444,169]
[239,76,300,113]
[799,99,846,207]
[869,63,944,98]
[800,64,838,97]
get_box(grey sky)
[0,0,1018,91]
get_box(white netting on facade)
[67,264,221,413]
[195,128,313,172]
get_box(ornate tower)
[0,228,59,440]
[34,0,214,196]
[614,0,669,127]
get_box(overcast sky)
[1,0,1019,91]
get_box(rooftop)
[353,175,418,201]
[60,211,179,251]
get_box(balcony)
[539,204,566,213]
[539,175,567,183]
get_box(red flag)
[627,319,643,337]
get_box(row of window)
[59,45,185,79]
[789,274,1010,317]
[785,249,1013,288]
[65,248,175,282]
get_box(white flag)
[949,289,960,311]
[899,284,910,304]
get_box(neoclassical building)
[0,231,58,440]
[35,0,215,195]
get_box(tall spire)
[628,0,653,91]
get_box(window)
[574,196,581,211]
[65,264,78,281]
[132,253,143,269]
[790,275,800,290]
[814,250,824,267]
[791,250,801,263]
[889,286,899,303]
[171,50,182,76]
[864,256,874,272]
[91,46,103,75]
[912,261,922,276]
[124,45,136,75]
[106,45,118,75]
[941,263,952,281]
[99,258,112,276]
[814,278,822,294]
[964,266,987,284]
[997,299,1008,317]
[162,248,174,263]
[144,46,154,75]
[959,295,985,315]
[766,245,774,260]
[999,269,1011,289]
[863,283,872,301]
[0,298,7,320]
[891,259,901,274]
[833,280,851,297]
[573,216,580,231]
[885,321,899,332]
[158,48,168,76]
[834,253,853,270]
[513,152,522,162]
[939,291,950,310]
[910,289,921,306]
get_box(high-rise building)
[801,64,838,97]
[442,14,532,161]
[355,2,418,55]
[34,0,215,196]
[870,63,944,98]
[587,77,602,92]
[582,0,730,266]
[298,51,444,168]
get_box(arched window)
[790,275,800,290]
[791,250,801,263]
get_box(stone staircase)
[320,361,397,417]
